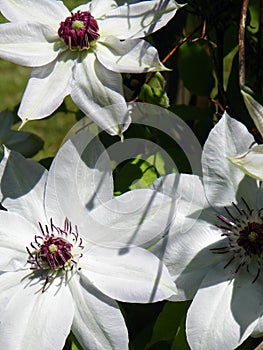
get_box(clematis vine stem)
[130,24,202,103]
[161,24,202,65]
[260,0,263,95]
[239,0,249,88]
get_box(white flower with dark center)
[0,0,183,135]
[150,113,263,350]
[0,129,176,350]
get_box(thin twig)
[254,340,263,350]
[129,24,202,103]
[206,28,230,111]
[209,98,225,113]
[162,24,202,65]
[239,0,250,88]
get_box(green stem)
[239,0,250,88]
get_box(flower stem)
[239,0,250,88]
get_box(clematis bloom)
[229,89,263,181]
[0,129,177,349]
[0,0,183,135]
[151,113,263,350]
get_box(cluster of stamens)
[211,198,263,282]
[27,218,84,292]
[58,11,100,50]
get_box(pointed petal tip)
[18,119,29,131]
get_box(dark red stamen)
[211,199,263,282]
[38,236,73,270]
[58,11,100,50]
[26,218,84,292]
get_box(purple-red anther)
[58,11,100,50]
[39,237,73,270]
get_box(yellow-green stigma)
[48,244,58,254]
[58,11,100,50]
[248,231,258,242]
[72,20,85,30]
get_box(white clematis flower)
[228,145,263,182]
[0,129,177,350]
[228,89,263,181]
[151,112,263,350]
[0,0,183,135]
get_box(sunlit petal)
[18,52,74,122]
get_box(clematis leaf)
[114,151,176,194]
[177,42,215,96]
[148,301,190,347]
[0,110,43,157]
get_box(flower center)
[38,236,73,270]
[58,11,100,50]
[211,199,263,282]
[27,218,84,292]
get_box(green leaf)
[71,333,83,350]
[114,152,177,194]
[147,301,190,348]
[248,0,260,34]
[177,42,215,96]
[171,315,190,350]
[4,131,44,158]
[170,105,213,145]
[0,110,44,157]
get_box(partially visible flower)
[242,88,263,138]
[0,110,43,157]
[229,89,263,180]
[151,113,263,350]
[228,145,263,181]
[0,0,183,135]
[0,129,177,349]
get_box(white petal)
[45,128,113,226]
[0,0,70,27]
[202,112,257,208]
[151,215,224,299]
[0,147,47,222]
[71,53,131,135]
[186,265,262,350]
[0,22,59,66]
[151,173,209,222]
[128,102,203,175]
[0,271,74,350]
[70,274,129,350]
[229,145,263,181]
[80,244,176,303]
[0,211,34,271]
[100,0,183,39]
[96,37,167,73]
[88,189,176,247]
[241,89,263,138]
[75,0,117,19]
[251,315,263,337]
[18,52,74,122]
